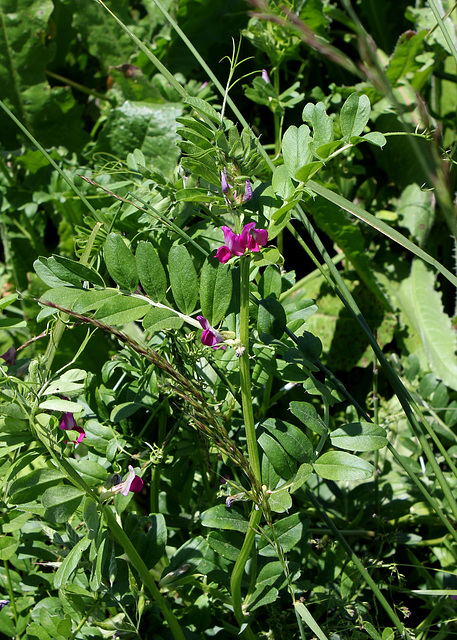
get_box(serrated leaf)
[104,233,138,292]
[313,451,374,481]
[200,257,232,326]
[340,93,371,139]
[135,241,167,302]
[168,245,198,315]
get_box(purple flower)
[113,465,144,496]
[60,412,85,445]
[197,316,226,349]
[0,346,16,366]
[220,170,252,205]
[221,168,232,194]
[215,223,268,263]
[261,69,271,83]
[0,600,9,611]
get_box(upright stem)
[230,254,262,634]
[238,255,261,481]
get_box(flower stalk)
[230,254,262,634]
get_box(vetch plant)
[1,1,457,639]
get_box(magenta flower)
[0,346,16,366]
[60,412,85,445]
[197,315,226,349]
[215,222,268,263]
[113,465,144,496]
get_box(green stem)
[306,489,410,638]
[238,256,261,482]
[230,508,262,631]
[4,560,18,633]
[230,255,261,636]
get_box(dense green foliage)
[1,1,457,639]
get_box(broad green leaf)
[258,432,296,480]
[258,513,308,556]
[330,422,388,451]
[39,399,82,413]
[94,295,149,325]
[272,164,295,200]
[397,183,434,246]
[185,96,220,124]
[200,257,232,326]
[0,535,19,560]
[257,297,287,339]
[282,124,313,177]
[104,233,138,292]
[94,102,183,175]
[267,199,298,240]
[54,535,91,589]
[67,459,108,486]
[385,30,428,86]
[207,531,243,562]
[313,451,374,481]
[200,505,249,532]
[268,487,292,513]
[395,260,457,390]
[289,463,313,493]
[295,161,323,183]
[289,400,327,436]
[110,402,144,423]
[9,468,65,504]
[302,101,334,149]
[51,256,105,287]
[34,257,83,288]
[0,293,18,310]
[245,585,279,611]
[142,306,184,332]
[262,418,312,463]
[175,188,221,203]
[42,486,85,523]
[340,93,371,140]
[168,245,198,315]
[356,132,386,147]
[259,266,282,300]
